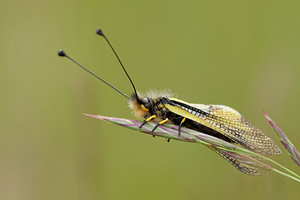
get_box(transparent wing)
[207,145,272,175]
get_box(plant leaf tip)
[84,113,99,119]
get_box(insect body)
[58,28,281,175]
[130,94,281,156]
[130,93,281,175]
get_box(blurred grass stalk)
[263,111,300,167]
[262,111,300,182]
[85,113,300,183]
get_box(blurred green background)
[1,0,300,199]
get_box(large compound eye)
[141,98,151,109]
[142,98,150,104]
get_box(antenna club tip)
[57,49,66,57]
[96,28,104,36]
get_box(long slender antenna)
[96,28,139,100]
[57,49,130,100]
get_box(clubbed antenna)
[57,49,130,100]
[96,28,139,100]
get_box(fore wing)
[165,98,281,155]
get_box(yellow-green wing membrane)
[165,98,281,156]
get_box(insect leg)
[178,117,186,136]
[139,115,157,128]
[152,118,169,132]
[151,118,170,142]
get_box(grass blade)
[85,114,300,182]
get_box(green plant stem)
[263,157,300,180]
[87,115,300,182]
[273,169,300,183]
